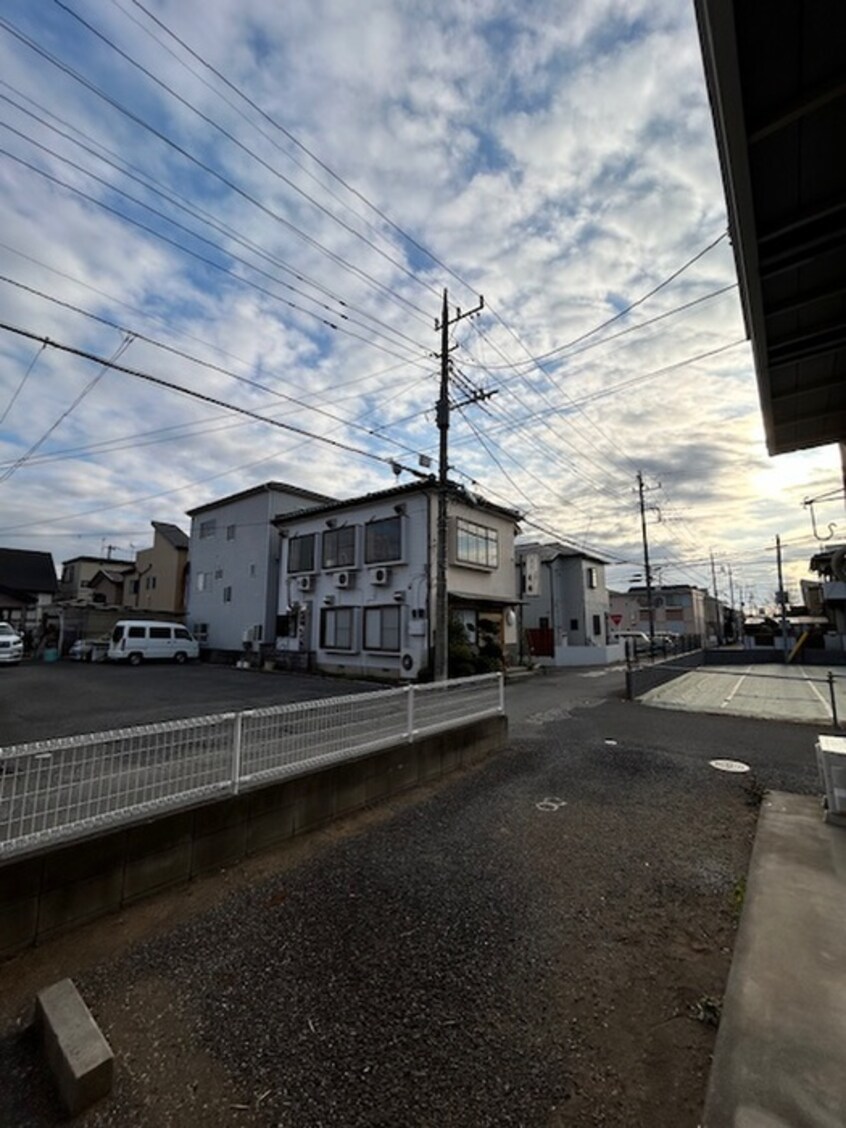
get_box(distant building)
[609,585,711,641]
[186,481,333,653]
[516,542,619,666]
[59,555,133,601]
[0,547,58,632]
[124,522,189,614]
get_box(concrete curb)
[35,978,114,1116]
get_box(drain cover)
[709,758,750,773]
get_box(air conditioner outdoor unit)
[370,566,391,585]
[335,571,354,589]
[297,575,313,592]
[399,650,420,679]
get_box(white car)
[0,622,23,665]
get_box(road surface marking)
[801,669,832,719]
[720,666,752,708]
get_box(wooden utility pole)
[433,288,485,681]
[637,471,655,654]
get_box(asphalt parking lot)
[0,660,378,747]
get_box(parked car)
[69,635,110,662]
[108,621,200,665]
[0,622,23,665]
[611,630,652,653]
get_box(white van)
[108,621,200,666]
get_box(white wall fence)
[0,674,504,862]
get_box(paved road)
[0,667,823,1128]
[640,663,846,727]
[0,661,379,747]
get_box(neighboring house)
[186,481,333,653]
[58,555,134,601]
[609,585,711,641]
[516,542,620,666]
[0,548,58,633]
[86,569,130,606]
[272,480,521,680]
[124,522,189,614]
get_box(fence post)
[498,671,505,714]
[231,712,243,794]
[407,685,415,743]
[828,672,840,731]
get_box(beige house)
[124,522,189,614]
[609,585,709,640]
[59,555,134,601]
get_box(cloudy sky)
[0,0,839,607]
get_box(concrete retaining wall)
[626,649,704,698]
[0,715,506,960]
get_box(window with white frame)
[322,525,356,569]
[196,572,210,592]
[226,524,236,540]
[199,519,216,539]
[365,516,402,563]
[364,605,401,651]
[321,606,355,650]
[287,533,315,573]
[587,566,598,589]
[455,518,499,568]
[223,586,232,603]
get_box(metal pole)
[776,534,789,664]
[828,671,840,730]
[435,289,450,682]
[637,472,655,655]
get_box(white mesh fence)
[0,674,502,859]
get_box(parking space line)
[801,668,832,720]
[721,666,752,708]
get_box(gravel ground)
[0,676,821,1127]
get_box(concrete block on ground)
[35,978,114,1116]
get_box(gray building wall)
[188,485,328,652]
[519,549,610,647]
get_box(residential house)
[86,568,131,606]
[124,522,189,614]
[186,481,332,654]
[609,585,710,642]
[58,555,134,601]
[0,548,58,634]
[272,480,521,680]
[516,542,620,666]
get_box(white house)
[186,481,332,654]
[516,542,622,667]
[272,480,521,680]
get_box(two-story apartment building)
[516,542,620,666]
[272,480,521,680]
[186,481,332,654]
[609,585,710,641]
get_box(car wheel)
[174,651,187,665]
[128,652,143,667]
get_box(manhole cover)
[709,759,750,773]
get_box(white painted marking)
[801,669,831,718]
[536,797,568,811]
[604,739,618,746]
[720,666,752,708]
[709,759,750,773]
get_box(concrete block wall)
[625,649,704,698]
[0,715,506,960]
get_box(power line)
[0,341,45,427]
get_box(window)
[364,605,401,652]
[276,612,296,638]
[193,623,209,642]
[569,619,579,632]
[196,572,210,592]
[223,586,232,603]
[321,606,355,650]
[365,516,401,564]
[322,526,356,569]
[131,579,139,595]
[128,626,146,639]
[226,524,236,540]
[455,518,499,568]
[145,576,157,590]
[175,628,192,640]
[199,519,216,539]
[539,617,550,630]
[214,568,223,580]
[587,566,598,589]
[288,534,315,573]
[62,564,75,583]
[592,614,602,636]
[249,563,257,577]
[150,627,171,639]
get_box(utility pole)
[775,534,789,663]
[727,564,736,642]
[434,288,486,681]
[637,472,655,655]
[709,549,722,644]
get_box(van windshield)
[111,626,123,643]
